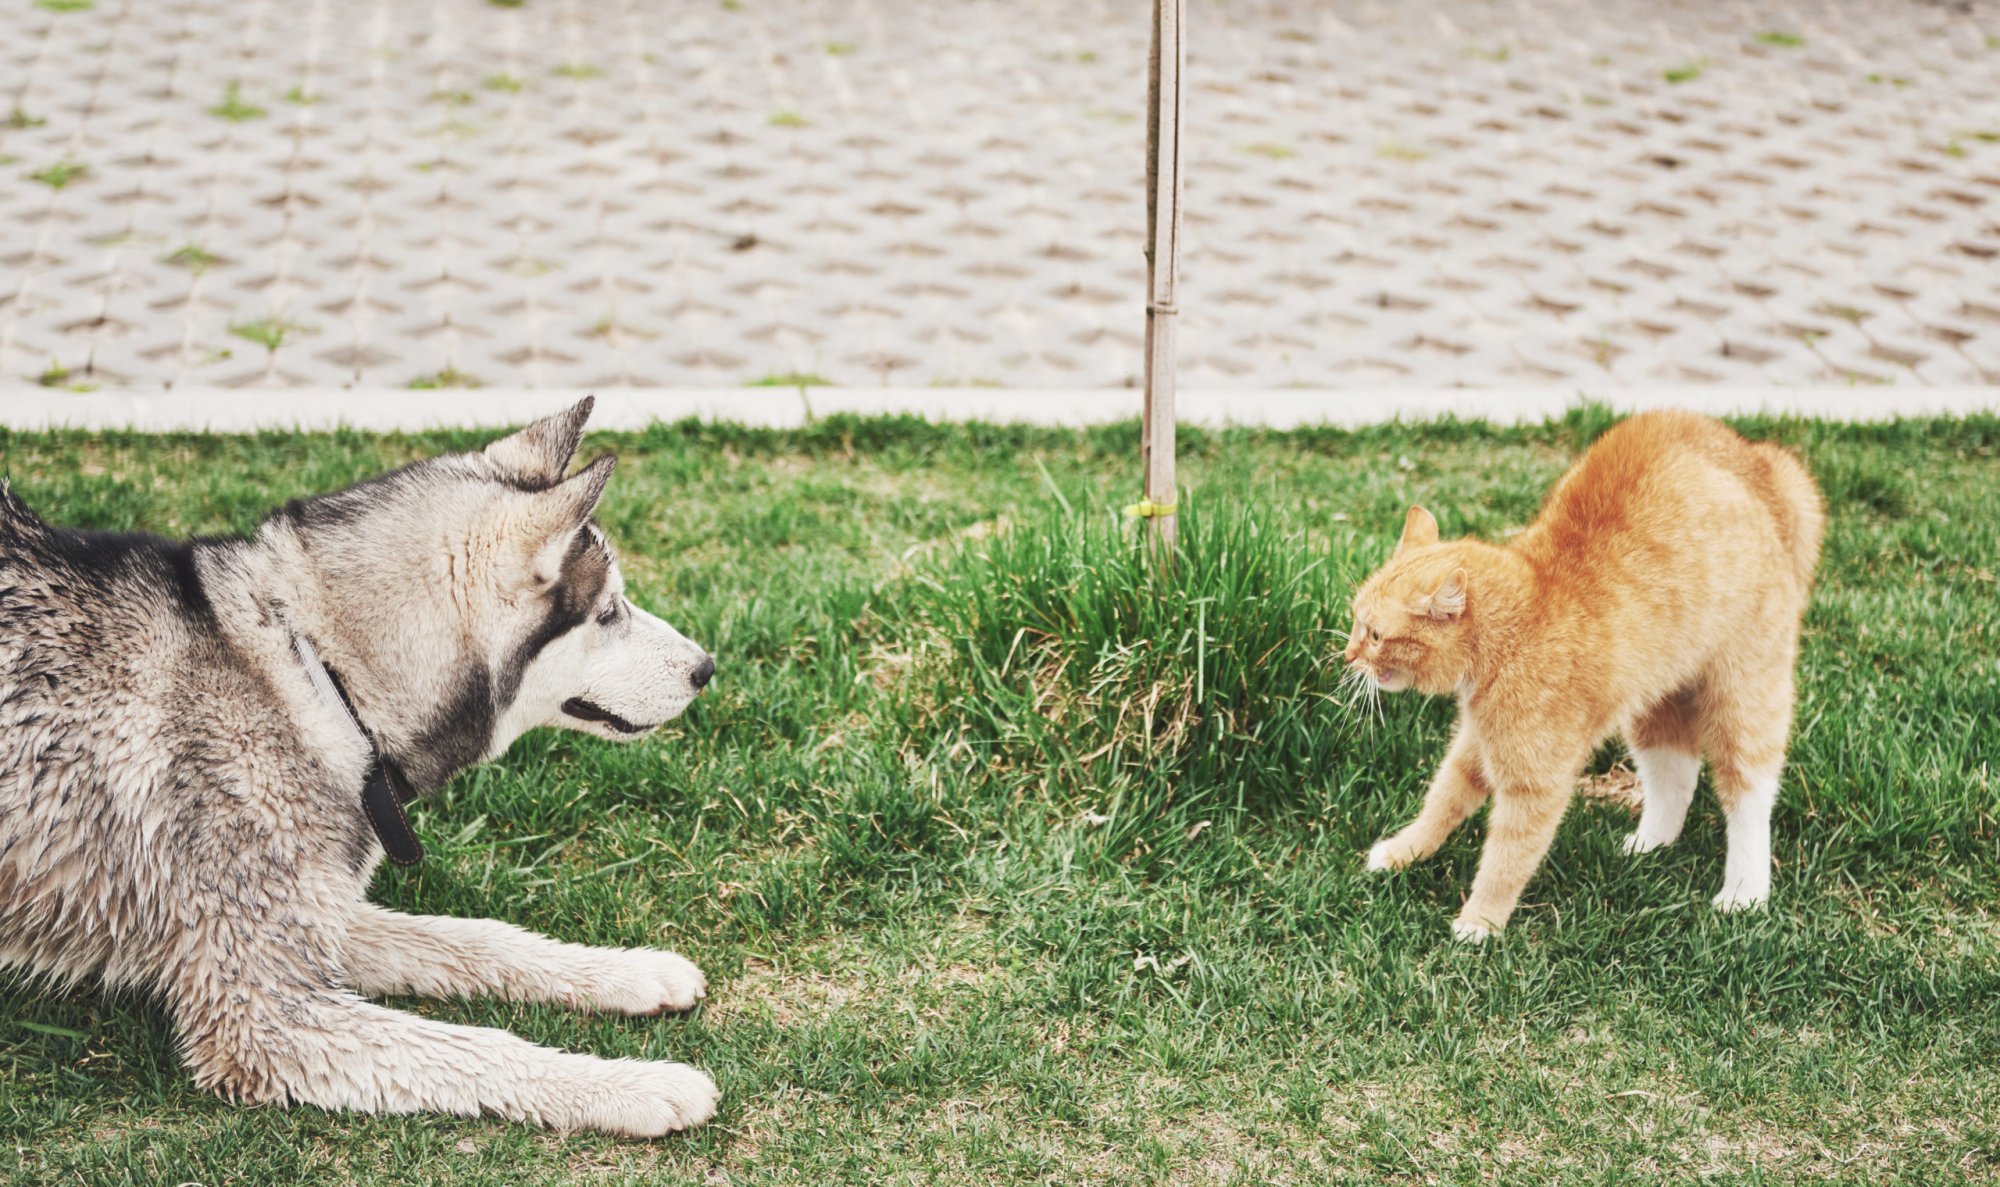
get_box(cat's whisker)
[1339,663,1383,730]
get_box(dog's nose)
[690,654,715,691]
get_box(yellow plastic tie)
[1122,498,1178,519]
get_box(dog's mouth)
[560,697,656,735]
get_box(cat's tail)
[1752,442,1825,590]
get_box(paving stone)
[2,0,1997,394]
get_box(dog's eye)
[596,602,620,626]
[1369,628,1381,642]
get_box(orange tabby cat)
[1346,411,1824,941]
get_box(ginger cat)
[1346,411,1824,941]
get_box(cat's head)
[1344,506,1475,695]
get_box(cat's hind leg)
[1697,655,1796,912]
[1367,720,1489,871]
[1621,689,1701,856]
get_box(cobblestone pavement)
[3,0,1998,395]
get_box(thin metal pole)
[1142,0,1183,555]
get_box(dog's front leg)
[341,904,706,1014]
[173,976,717,1136]
[165,900,717,1136]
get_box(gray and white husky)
[0,398,722,1136]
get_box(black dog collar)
[291,634,425,867]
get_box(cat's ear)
[1420,567,1468,620]
[1396,506,1439,556]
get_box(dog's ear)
[486,396,595,486]
[522,454,617,587]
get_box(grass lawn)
[1,411,1996,1185]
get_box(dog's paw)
[571,1059,719,1138]
[573,949,708,1016]
[1366,836,1417,872]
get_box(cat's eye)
[1369,628,1381,642]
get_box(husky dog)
[0,398,722,1136]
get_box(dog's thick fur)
[0,399,722,1136]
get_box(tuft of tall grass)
[893,499,1375,864]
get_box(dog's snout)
[689,654,715,691]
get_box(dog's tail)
[1752,442,1825,591]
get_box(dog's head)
[279,397,711,790]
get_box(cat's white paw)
[567,1059,719,1138]
[1620,828,1674,856]
[1366,837,1413,872]
[571,950,707,1016]
[1450,917,1492,944]
[1710,883,1769,913]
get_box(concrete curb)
[3,387,1998,433]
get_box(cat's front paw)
[1449,916,1492,944]
[573,949,708,1016]
[1451,901,1509,943]
[1366,836,1419,872]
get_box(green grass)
[409,367,482,390]
[161,244,222,273]
[746,370,831,387]
[1,413,1997,1184]
[26,159,87,189]
[208,83,266,122]
[226,317,304,351]
[29,361,95,392]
